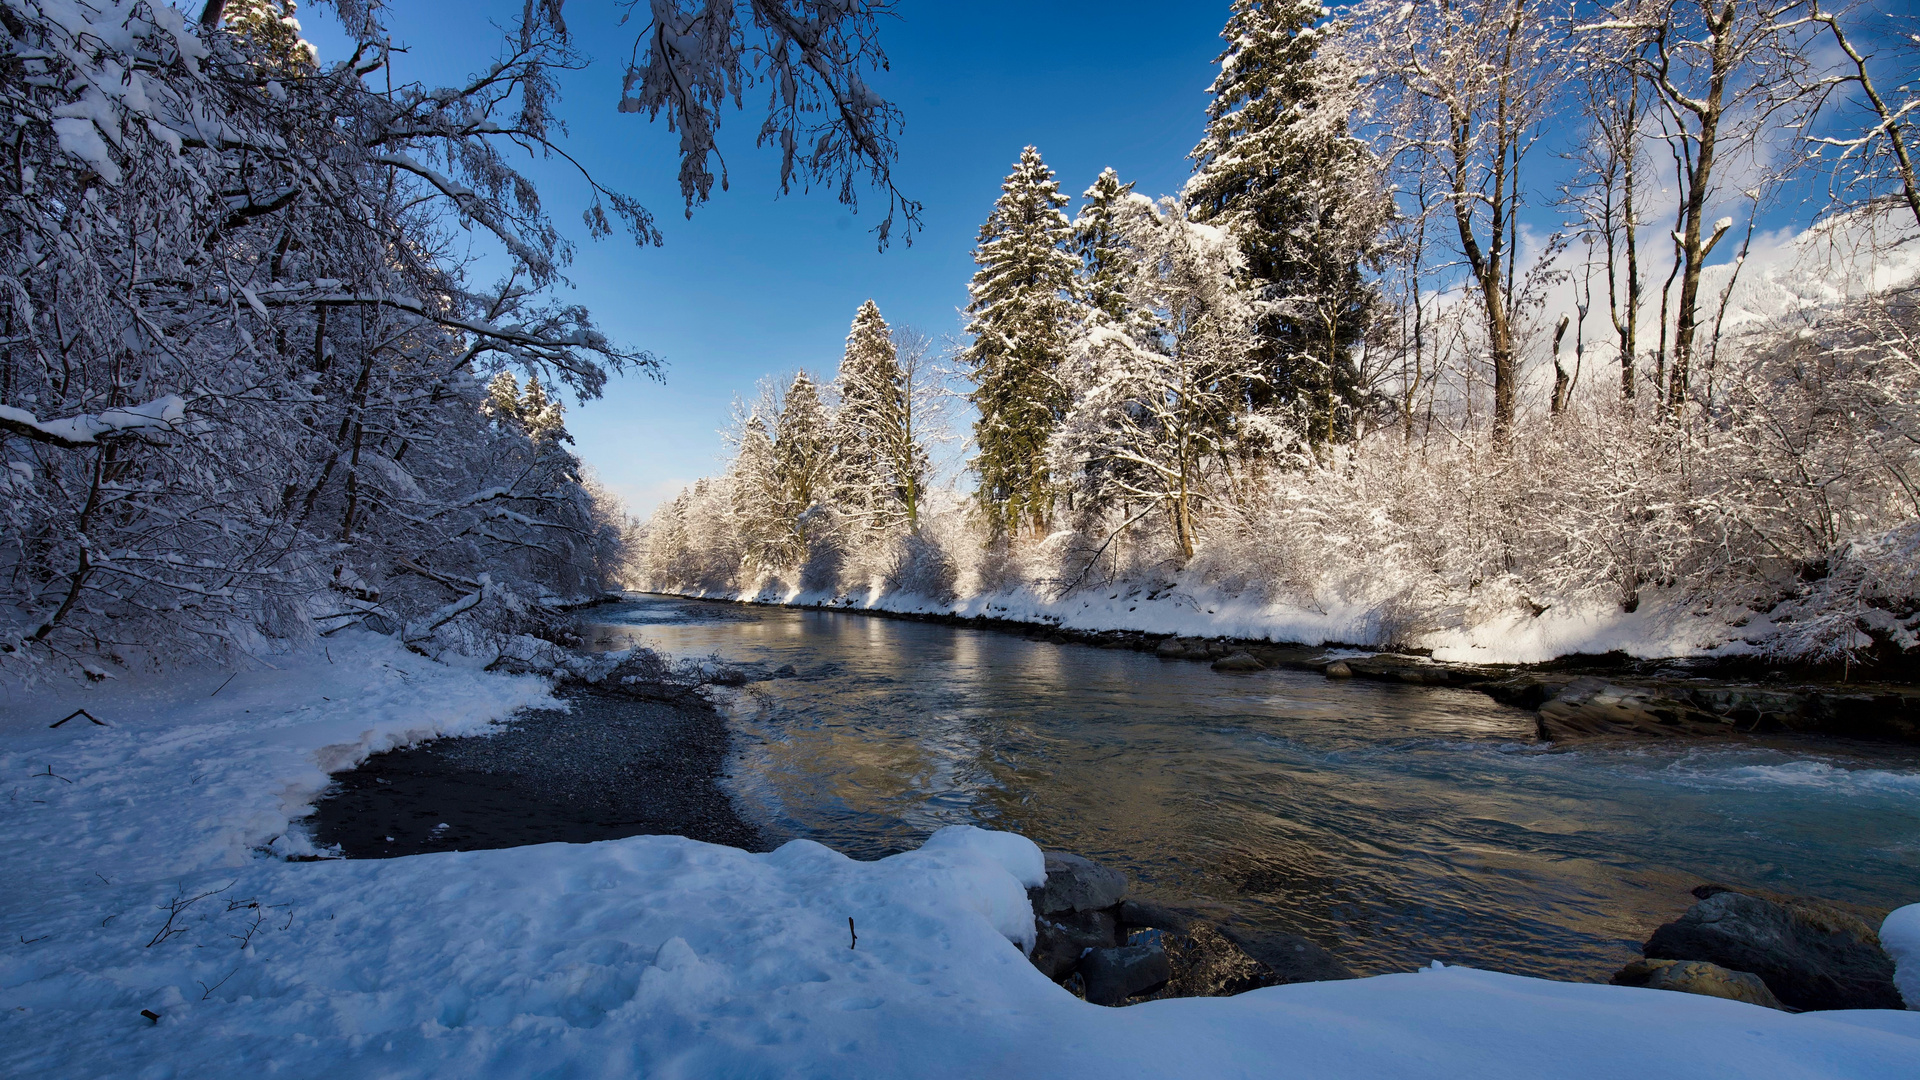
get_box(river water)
[587,594,1920,982]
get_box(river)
[584,594,1920,982]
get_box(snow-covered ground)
[670,580,1734,666]
[2,635,1915,1078]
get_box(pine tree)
[1074,168,1139,324]
[1186,0,1386,448]
[773,371,834,552]
[519,374,568,444]
[833,300,926,533]
[484,371,523,423]
[729,411,787,571]
[963,146,1079,536]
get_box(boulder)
[1611,958,1786,1010]
[1324,661,1354,678]
[1034,852,1128,915]
[1221,929,1356,984]
[1161,923,1281,998]
[1118,899,1194,934]
[1212,651,1266,673]
[1030,909,1119,979]
[1535,678,1733,739]
[1155,638,1199,659]
[1081,942,1173,1006]
[1642,887,1903,1010]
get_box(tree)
[1074,168,1139,323]
[1188,0,1389,448]
[833,301,926,533]
[963,147,1079,536]
[1563,46,1650,404]
[1582,0,1825,418]
[774,371,835,553]
[0,0,917,674]
[1051,197,1275,561]
[1348,0,1565,443]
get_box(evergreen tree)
[833,300,926,532]
[729,411,787,571]
[1073,168,1139,324]
[519,374,568,444]
[963,146,1079,536]
[1186,0,1386,448]
[773,371,835,556]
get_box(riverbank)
[308,689,763,858]
[4,632,1918,1077]
[641,589,1920,745]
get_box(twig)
[849,916,857,950]
[210,673,237,697]
[18,933,47,944]
[146,881,235,948]
[198,966,240,1000]
[49,709,107,729]
[33,765,72,784]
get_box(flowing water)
[586,594,1920,982]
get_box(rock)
[1535,677,1734,739]
[1155,637,1201,659]
[1118,899,1194,934]
[1034,852,1128,915]
[706,666,750,687]
[1160,923,1281,998]
[1642,888,1903,1010]
[1324,661,1354,678]
[1212,651,1266,672]
[1081,942,1173,1005]
[1611,958,1787,1010]
[1029,909,1120,979]
[1220,929,1355,984]
[1030,922,1089,980]
[772,664,797,678]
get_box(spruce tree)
[1073,168,1139,324]
[833,300,925,532]
[729,412,787,571]
[1186,0,1385,448]
[963,146,1079,536]
[773,371,834,533]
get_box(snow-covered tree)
[832,301,926,533]
[1188,0,1389,447]
[1051,197,1275,561]
[0,0,915,675]
[963,147,1079,536]
[1074,168,1139,323]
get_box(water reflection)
[588,595,1920,981]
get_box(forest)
[640,0,1920,665]
[0,0,910,678]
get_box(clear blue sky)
[300,1,1231,515]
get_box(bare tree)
[1348,0,1567,444]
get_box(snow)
[668,579,1731,666]
[1886,905,1920,1010]
[0,395,184,448]
[3,638,1916,1078]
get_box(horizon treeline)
[641,0,1920,662]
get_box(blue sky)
[301,1,1234,514]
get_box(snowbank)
[1885,905,1920,1010]
[673,579,1732,666]
[3,637,1915,1078]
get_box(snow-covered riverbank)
[654,579,1753,667]
[2,635,1915,1078]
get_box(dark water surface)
[588,595,1920,981]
